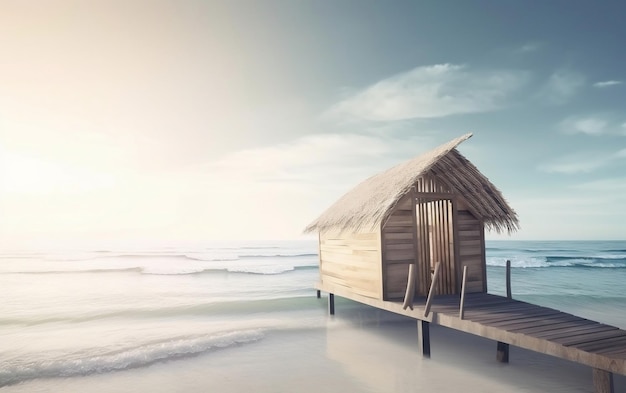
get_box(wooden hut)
[305,133,519,306]
[306,135,626,392]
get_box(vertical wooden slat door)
[416,198,456,296]
[416,198,431,296]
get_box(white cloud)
[0,148,116,195]
[205,133,435,187]
[572,177,626,191]
[327,64,529,121]
[501,192,626,240]
[559,115,626,136]
[560,116,608,136]
[516,42,542,53]
[593,80,622,88]
[538,70,585,105]
[190,133,440,240]
[539,149,626,174]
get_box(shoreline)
[3,309,625,393]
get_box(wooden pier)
[317,281,624,393]
[305,135,623,392]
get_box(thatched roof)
[304,133,519,235]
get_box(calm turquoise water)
[486,240,626,328]
[1,239,625,388]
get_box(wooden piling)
[328,293,335,315]
[418,320,431,358]
[496,341,509,363]
[497,260,512,363]
[592,368,614,393]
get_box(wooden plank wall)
[381,194,417,300]
[319,231,382,299]
[456,208,486,293]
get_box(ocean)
[1,240,625,392]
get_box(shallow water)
[1,240,625,391]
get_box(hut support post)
[423,262,441,318]
[506,260,512,299]
[328,293,335,315]
[316,290,321,299]
[459,265,468,319]
[417,320,431,358]
[592,368,614,393]
[496,341,509,363]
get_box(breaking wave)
[487,256,626,268]
[0,330,263,387]
[4,265,318,276]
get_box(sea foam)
[0,330,263,387]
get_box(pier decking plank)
[581,337,626,353]
[472,309,562,324]
[556,330,626,346]
[534,324,618,340]
[511,316,590,331]
[484,313,574,328]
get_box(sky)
[1,0,625,248]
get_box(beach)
[5,307,626,393]
[1,240,626,392]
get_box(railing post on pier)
[506,259,512,299]
[328,293,335,315]
[459,265,468,319]
[423,262,441,318]
[496,260,512,363]
[402,263,417,310]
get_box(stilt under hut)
[306,133,626,393]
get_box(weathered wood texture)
[319,231,382,299]
[415,175,454,195]
[402,263,417,310]
[497,341,510,363]
[381,194,417,300]
[418,320,431,358]
[315,282,626,376]
[419,198,456,295]
[412,175,456,296]
[416,198,431,297]
[506,260,512,299]
[455,209,486,293]
[459,265,468,319]
[424,262,441,318]
[324,175,487,303]
[414,199,455,296]
[593,368,615,393]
